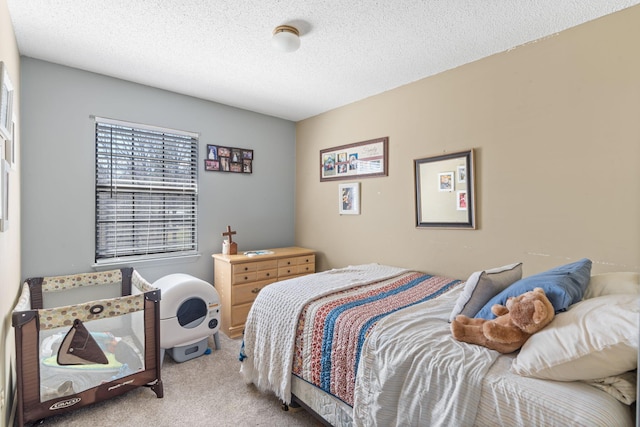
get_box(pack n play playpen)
[12,268,163,426]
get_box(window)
[95,117,198,263]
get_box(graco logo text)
[49,397,81,410]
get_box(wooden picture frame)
[320,137,388,181]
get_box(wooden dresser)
[212,246,315,338]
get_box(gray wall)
[21,58,296,284]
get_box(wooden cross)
[222,225,236,243]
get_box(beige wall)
[296,6,640,279]
[0,0,20,424]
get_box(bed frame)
[12,268,163,427]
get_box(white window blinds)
[95,117,198,262]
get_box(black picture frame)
[206,144,253,174]
[414,149,476,229]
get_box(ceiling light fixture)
[272,25,300,53]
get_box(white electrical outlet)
[0,387,5,409]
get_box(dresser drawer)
[296,262,315,275]
[297,255,314,265]
[233,262,258,274]
[233,279,276,305]
[256,268,277,281]
[277,257,299,268]
[278,265,298,278]
[231,302,253,327]
[231,268,278,285]
[233,259,278,274]
[232,271,257,285]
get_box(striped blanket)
[240,264,411,404]
[292,271,460,406]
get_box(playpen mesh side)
[38,293,148,401]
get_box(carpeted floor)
[31,333,323,426]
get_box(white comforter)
[240,263,409,404]
[353,284,499,427]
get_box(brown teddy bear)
[450,287,555,354]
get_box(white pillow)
[448,262,522,322]
[584,272,639,299]
[511,293,639,381]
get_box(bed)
[240,262,638,426]
[12,268,163,427]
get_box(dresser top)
[212,246,314,263]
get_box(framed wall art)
[205,144,253,174]
[438,172,454,192]
[0,62,14,141]
[456,190,468,211]
[415,149,476,229]
[320,137,388,182]
[5,117,16,169]
[1,159,9,232]
[338,182,360,215]
[457,164,466,184]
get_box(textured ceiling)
[7,1,640,122]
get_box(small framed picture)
[457,165,466,183]
[218,146,231,158]
[438,172,454,192]
[457,190,468,211]
[204,159,220,171]
[338,182,360,215]
[207,145,218,160]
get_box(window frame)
[94,116,199,265]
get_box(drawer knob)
[266,272,270,277]
[251,288,261,294]
[287,261,291,265]
[244,267,249,271]
[287,269,291,273]
[244,276,249,280]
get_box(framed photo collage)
[205,144,253,174]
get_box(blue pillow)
[474,258,592,319]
